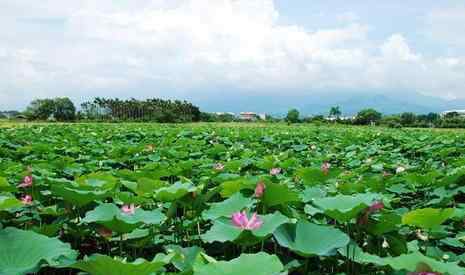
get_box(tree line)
[79,97,201,122]
[4,97,465,128]
[11,97,201,123]
[285,107,465,128]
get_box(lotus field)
[3,123,465,275]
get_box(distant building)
[239,112,258,121]
[215,112,235,116]
[324,116,355,121]
[258,113,267,120]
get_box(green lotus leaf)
[402,208,455,229]
[76,172,118,189]
[202,192,254,220]
[0,177,15,192]
[383,253,464,275]
[367,212,402,235]
[82,203,166,233]
[0,227,78,275]
[219,178,255,198]
[202,212,290,243]
[202,216,241,243]
[252,211,291,238]
[50,178,114,207]
[167,245,204,272]
[115,191,151,205]
[300,186,327,203]
[134,178,166,196]
[0,194,22,211]
[313,193,381,222]
[274,220,350,257]
[71,253,174,275]
[111,228,150,241]
[338,243,384,266]
[262,183,300,207]
[194,252,283,275]
[155,181,197,202]
[339,243,464,275]
[296,167,333,186]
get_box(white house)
[215,112,235,116]
[239,112,257,121]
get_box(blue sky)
[1,0,465,110]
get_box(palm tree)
[329,106,341,119]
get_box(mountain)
[191,90,465,116]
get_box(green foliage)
[329,106,342,118]
[80,97,201,122]
[202,212,289,244]
[202,193,254,220]
[340,243,465,275]
[313,193,381,222]
[400,112,417,126]
[274,220,350,256]
[2,123,465,274]
[25,98,56,120]
[71,253,173,275]
[0,227,77,275]
[402,208,455,229]
[354,108,382,125]
[24,97,76,121]
[81,203,166,233]
[53,97,76,121]
[194,253,283,275]
[0,194,22,211]
[286,108,300,123]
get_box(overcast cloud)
[1,0,465,110]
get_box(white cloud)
[427,7,465,48]
[1,0,465,109]
[380,34,420,62]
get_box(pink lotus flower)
[357,201,384,225]
[121,204,138,215]
[254,181,266,198]
[213,163,224,171]
[18,175,33,188]
[231,211,263,230]
[321,162,331,175]
[21,195,33,205]
[368,201,384,213]
[270,167,281,176]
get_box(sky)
[1,0,465,110]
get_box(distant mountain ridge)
[192,90,465,116]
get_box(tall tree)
[329,106,341,119]
[286,109,300,123]
[355,108,382,125]
[54,97,76,121]
[400,112,416,126]
[25,99,56,120]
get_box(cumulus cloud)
[0,0,465,109]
